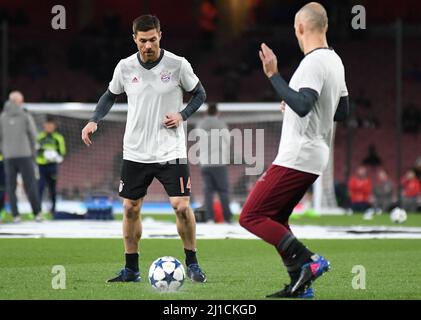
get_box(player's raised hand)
[163,113,183,129]
[81,121,98,146]
[259,43,279,78]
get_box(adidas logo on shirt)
[132,77,139,83]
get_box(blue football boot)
[266,284,314,299]
[106,268,141,283]
[290,254,330,294]
[186,264,207,283]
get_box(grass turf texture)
[0,238,420,300]
[118,213,421,227]
[3,212,421,227]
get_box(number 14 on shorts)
[179,177,191,194]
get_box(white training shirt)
[273,48,348,175]
[109,50,199,163]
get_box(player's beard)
[142,50,157,63]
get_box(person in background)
[36,117,66,215]
[348,166,373,213]
[401,169,420,213]
[0,91,41,222]
[196,103,233,223]
[373,169,394,214]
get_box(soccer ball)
[148,256,185,292]
[390,207,407,224]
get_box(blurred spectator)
[0,91,41,222]
[36,117,66,215]
[362,144,382,167]
[198,0,218,51]
[401,169,420,212]
[196,103,233,223]
[402,103,421,134]
[373,169,394,213]
[348,166,373,213]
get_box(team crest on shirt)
[160,70,172,83]
[119,180,124,193]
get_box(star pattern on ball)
[154,258,164,268]
[163,271,176,285]
[149,275,159,287]
[173,259,181,269]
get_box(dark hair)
[45,115,56,124]
[132,15,161,34]
[207,103,218,116]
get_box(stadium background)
[0,0,420,211]
[1,0,420,214]
[0,0,421,302]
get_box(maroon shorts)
[239,165,318,246]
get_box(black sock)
[184,248,198,266]
[278,234,314,270]
[282,257,301,284]
[125,253,139,272]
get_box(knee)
[123,200,141,219]
[173,201,190,219]
[239,205,257,229]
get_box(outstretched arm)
[90,89,118,123]
[81,89,118,146]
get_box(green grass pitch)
[4,212,421,227]
[1,238,421,300]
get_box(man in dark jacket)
[0,91,41,222]
[196,103,233,223]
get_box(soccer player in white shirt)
[240,2,349,298]
[81,15,207,283]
